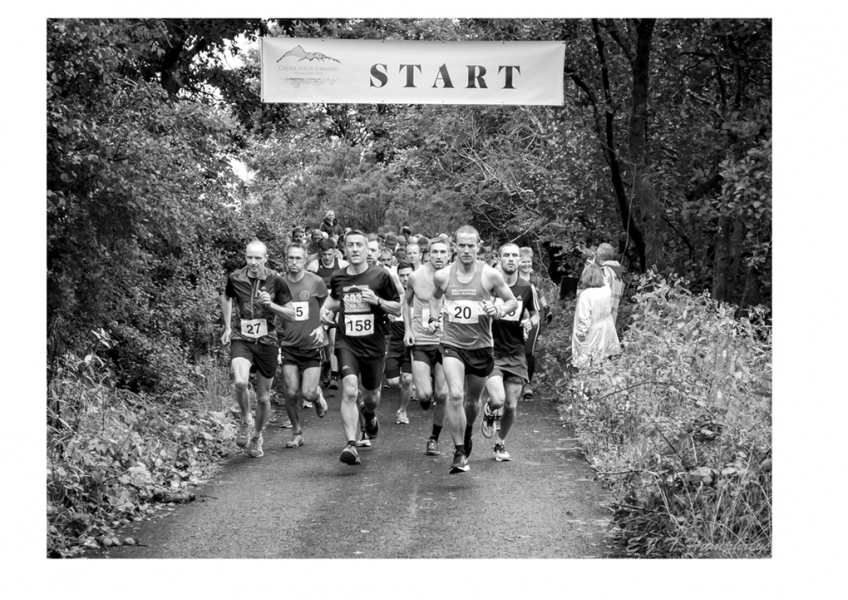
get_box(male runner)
[405,243,422,271]
[480,243,540,461]
[429,226,518,473]
[404,238,450,456]
[278,242,330,448]
[221,240,295,458]
[518,247,550,401]
[320,231,402,465]
[385,262,414,425]
[307,238,348,389]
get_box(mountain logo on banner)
[276,45,342,64]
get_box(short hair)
[318,238,336,252]
[499,242,520,256]
[285,242,307,257]
[519,246,533,258]
[417,235,430,249]
[401,225,412,235]
[396,261,413,272]
[580,263,605,289]
[396,236,407,247]
[379,247,393,259]
[597,243,615,262]
[345,230,367,244]
[406,243,420,254]
[428,238,448,251]
[454,225,480,243]
[367,232,379,242]
[246,240,268,256]
[311,228,323,237]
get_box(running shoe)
[339,444,361,465]
[329,373,339,390]
[363,411,380,439]
[396,409,409,425]
[280,416,293,429]
[481,404,496,438]
[302,399,314,409]
[356,431,372,448]
[426,437,440,456]
[236,419,251,447]
[248,435,264,458]
[286,432,304,448]
[449,451,469,474]
[494,443,512,462]
[315,395,328,418]
[522,385,534,401]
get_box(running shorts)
[231,339,278,379]
[335,347,386,391]
[490,353,529,384]
[385,346,412,379]
[439,344,494,378]
[412,344,443,368]
[280,346,322,371]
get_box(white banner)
[261,38,564,106]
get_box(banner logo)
[276,44,342,64]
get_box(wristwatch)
[376,298,382,306]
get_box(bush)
[538,270,772,557]
[46,338,238,558]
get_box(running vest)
[440,261,492,350]
[315,256,341,287]
[410,267,442,346]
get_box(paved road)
[101,385,612,558]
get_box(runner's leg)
[442,355,467,447]
[340,374,361,442]
[498,379,524,442]
[231,357,253,422]
[254,373,274,436]
[283,364,301,433]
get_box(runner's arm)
[220,293,233,344]
[320,294,341,326]
[487,269,518,318]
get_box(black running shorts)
[230,339,278,379]
[439,344,494,378]
[280,346,322,371]
[412,344,443,368]
[385,346,412,379]
[335,347,385,391]
[490,353,529,384]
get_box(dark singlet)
[315,256,341,287]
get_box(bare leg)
[340,374,360,442]
[283,364,302,433]
[231,358,253,423]
[254,373,274,436]
[498,380,524,442]
[441,356,467,446]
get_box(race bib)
[446,300,480,324]
[345,313,375,336]
[292,302,309,322]
[420,307,443,328]
[240,318,268,338]
[495,298,523,322]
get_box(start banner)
[261,38,565,106]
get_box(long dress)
[571,286,621,367]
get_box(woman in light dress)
[572,263,621,367]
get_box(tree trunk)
[712,216,732,302]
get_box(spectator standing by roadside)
[319,210,343,241]
[571,263,620,368]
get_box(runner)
[404,238,450,456]
[430,225,518,474]
[405,243,422,271]
[307,238,348,390]
[385,262,414,425]
[480,243,540,462]
[278,242,329,448]
[220,240,295,458]
[518,247,550,401]
[320,230,402,466]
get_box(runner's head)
[378,247,393,267]
[396,262,413,289]
[311,229,323,245]
[498,242,521,274]
[519,246,533,274]
[580,263,605,289]
[454,225,480,265]
[319,238,337,265]
[284,242,308,274]
[406,243,420,265]
[344,230,368,265]
[245,240,268,274]
[427,238,449,270]
[395,247,407,263]
[367,238,380,265]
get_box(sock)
[464,425,473,447]
[455,444,466,455]
[347,440,356,447]
[363,409,375,420]
[431,424,443,440]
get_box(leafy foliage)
[538,271,772,557]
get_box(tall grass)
[538,271,772,557]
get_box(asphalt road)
[101,384,612,559]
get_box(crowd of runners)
[220,222,567,474]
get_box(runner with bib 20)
[429,225,518,474]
